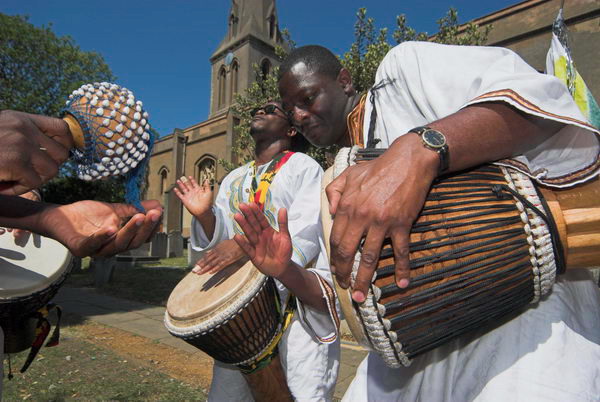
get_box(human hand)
[0,110,74,195]
[325,134,438,303]
[173,176,213,219]
[40,199,163,258]
[233,203,293,279]
[192,239,248,275]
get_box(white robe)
[343,42,600,402]
[190,152,340,401]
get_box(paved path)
[54,286,367,400]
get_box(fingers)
[90,209,162,257]
[277,208,289,237]
[75,226,118,258]
[234,204,263,244]
[28,113,74,150]
[330,219,364,290]
[233,234,255,260]
[37,131,71,166]
[352,228,386,303]
[390,229,411,289]
[326,170,348,215]
[176,177,191,193]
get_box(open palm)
[233,203,292,278]
[174,176,213,218]
[42,199,163,257]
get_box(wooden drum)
[322,146,599,368]
[164,260,292,401]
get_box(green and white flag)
[545,7,600,127]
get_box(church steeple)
[208,0,286,117]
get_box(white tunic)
[343,42,600,401]
[190,152,340,401]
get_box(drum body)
[164,260,283,366]
[165,260,292,401]
[322,147,560,368]
[0,233,73,353]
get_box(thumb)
[325,170,348,215]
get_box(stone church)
[146,0,599,241]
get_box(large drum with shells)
[321,146,600,368]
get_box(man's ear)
[337,68,355,95]
[287,126,298,138]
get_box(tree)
[0,14,125,204]
[225,7,492,170]
[0,14,115,116]
[342,8,492,93]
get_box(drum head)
[166,259,265,326]
[0,233,72,300]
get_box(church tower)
[209,0,286,117]
[146,0,288,243]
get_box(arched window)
[269,14,277,39]
[260,59,271,81]
[196,156,216,188]
[218,66,227,108]
[229,13,238,38]
[158,167,169,195]
[230,60,239,99]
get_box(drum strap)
[249,151,295,210]
[238,290,296,374]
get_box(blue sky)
[2,0,518,136]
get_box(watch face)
[422,129,446,149]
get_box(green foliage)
[0,14,128,203]
[341,7,492,94]
[42,162,126,204]
[0,14,115,116]
[226,7,491,170]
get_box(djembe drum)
[164,260,293,402]
[322,146,600,368]
[0,233,73,373]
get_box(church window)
[196,156,216,189]
[218,66,227,108]
[230,60,239,98]
[159,167,169,195]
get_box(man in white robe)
[177,101,340,401]
[277,42,600,401]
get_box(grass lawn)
[2,326,206,401]
[67,253,192,306]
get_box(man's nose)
[291,107,308,124]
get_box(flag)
[545,7,600,127]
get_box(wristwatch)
[410,126,449,175]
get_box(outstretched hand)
[233,203,292,279]
[325,134,438,303]
[192,238,248,275]
[41,199,163,258]
[174,176,213,219]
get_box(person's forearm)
[195,212,216,239]
[0,195,57,236]
[394,102,565,174]
[275,261,328,312]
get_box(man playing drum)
[259,44,599,400]
[174,101,340,401]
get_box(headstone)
[151,232,168,259]
[167,231,184,258]
[93,256,116,286]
